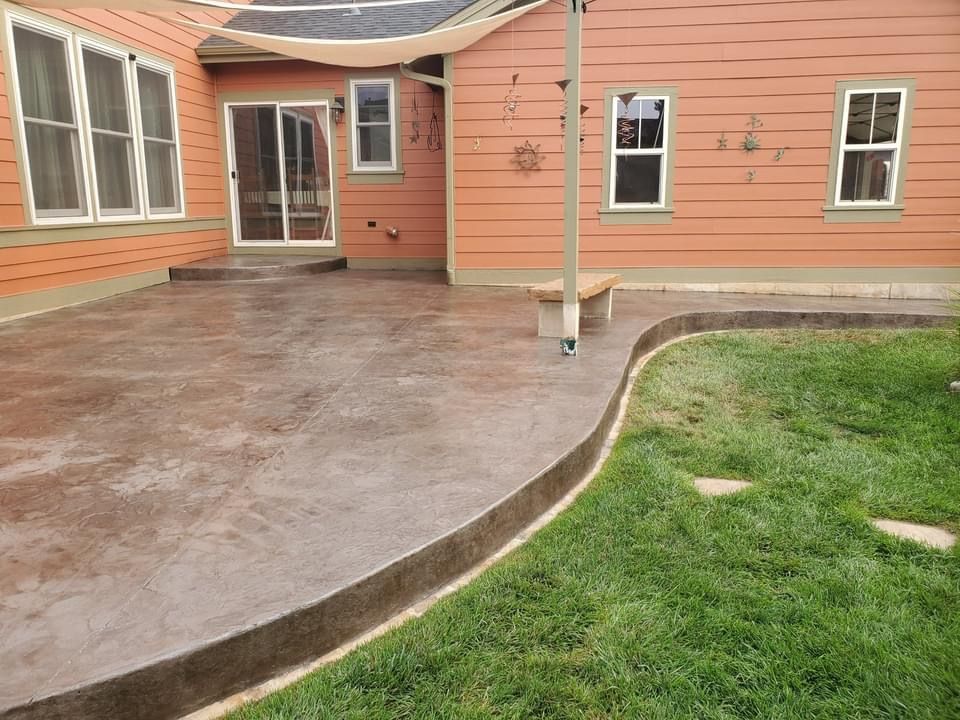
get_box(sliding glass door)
[227,101,335,247]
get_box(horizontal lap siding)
[215,61,446,260]
[451,0,960,271]
[0,8,230,298]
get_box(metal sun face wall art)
[512,140,545,170]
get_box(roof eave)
[196,43,286,63]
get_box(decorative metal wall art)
[740,132,761,153]
[717,132,728,149]
[502,73,521,130]
[773,147,787,161]
[748,113,763,130]
[409,84,422,144]
[746,169,757,182]
[427,89,442,152]
[580,103,589,150]
[556,78,571,149]
[512,140,545,170]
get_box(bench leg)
[580,287,613,319]
[538,301,564,337]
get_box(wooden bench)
[527,273,623,337]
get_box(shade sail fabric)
[14,0,547,67]
[18,0,459,12]
[169,0,547,66]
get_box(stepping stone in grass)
[693,477,752,496]
[870,519,956,550]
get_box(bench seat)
[527,273,623,337]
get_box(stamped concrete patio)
[0,271,949,720]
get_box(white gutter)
[400,59,456,284]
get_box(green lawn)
[231,329,960,720]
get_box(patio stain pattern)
[0,271,949,720]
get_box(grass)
[229,329,960,720]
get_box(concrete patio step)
[170,255,346,281]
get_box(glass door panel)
[230,105,285,243]
[281,105,334,244]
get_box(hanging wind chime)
[502,72,521,130]
[555,78,571,150]
[615,92,637,147]
[409,83,422,144]
[579,103,589,150]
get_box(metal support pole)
[561,0,582,351]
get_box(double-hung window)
[7,13,184,224]
[80,44,139,216]
[600,87,677,224]
[347,77,401,180]
[825,79,914,222]
[836,90,904,203]
[11,22,88,219]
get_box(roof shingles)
[198,0,478,50]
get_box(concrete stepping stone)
[870,519,956,550]
[693,477,752,496]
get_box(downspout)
[400,58,456,285]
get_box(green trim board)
[346,257,445,270]
[0,268,169,322]
[344,72,405,183]
[453,267,960,286]
[600,86,678,225]
[823,78,915,223]
[230,246,342,256]
[0,217,225,249]
[345,171,405,184]
[217,89,343,254]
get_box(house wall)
[0,3,233,315]
[449,0,960,290]
[214,60,447,267]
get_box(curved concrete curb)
[3,309,948,720]
[170,256,346,282]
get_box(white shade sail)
[12,0,547,67]
[19,0,456,11]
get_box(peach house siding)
[0,5,232,301]
[215,61,447,263]
[450,0,960,274]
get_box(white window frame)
[834,87,906,207]
[132,57,186,219]
[609,94,669,209]
[224,100,336,248]
[349,77,397,172]
[76,37,145,220]
[6,13,93,224]
[4,10,185,225]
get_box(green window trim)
[344,74,404,184]
[599,85,677,226]
[824,78,915,224]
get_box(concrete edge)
[2,309,951,720]
[170,257,346,282]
